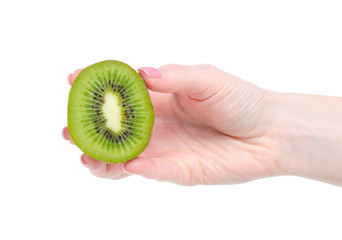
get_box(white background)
[1,0,341,239]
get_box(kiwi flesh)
[68,60,154,163]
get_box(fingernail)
[138,67,163,78]
[67,73,72,85]
[122,162,133,175]
[80,154,89,167]
[62,127,68,140]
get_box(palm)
[142,90,277,185]
[65,65,279,185]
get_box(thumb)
[138,64,229,100]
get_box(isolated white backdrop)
[0,0,341,239]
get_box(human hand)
[64,63,342,186]
[63,64,281,185]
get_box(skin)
[62,64,342,186]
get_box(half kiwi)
[68,60,154,163]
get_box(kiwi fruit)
[68,60,154,163]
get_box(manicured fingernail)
[67,73,73,85]
[138,67,163,78]
[80,154,89,167]
[62,127,68,140]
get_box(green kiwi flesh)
[68,60,154,163]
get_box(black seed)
[91,106,96,108]
[131,109,134,112]
[132,115,135,118]
[116,139,118,143]
[94,92,98,96]
[94,120,98,123]
[95,126,99,130]
[97,130,100,133]
[99,95,102,98]
[112,83,114,87]
[93,97,97,100]
[101,120,105,124]
[101,88,104,92]
[123,104,126,107]
[101,99,104,103]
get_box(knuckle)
[196,63,218,72]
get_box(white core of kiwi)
[102,92,122,133]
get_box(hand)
[63,64,281,185]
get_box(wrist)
[269,92,342,185]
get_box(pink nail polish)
[62,127,68,140]
[67,74,72,85]
[80,154,89,167]
[138,67,163,78]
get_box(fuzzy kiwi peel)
[68,60,154,163]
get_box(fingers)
[138,64,228,100]
[61,127,75,145]
[67,68,83,86]
[81,154,129,180]
[64,68,83,143]
[123,157,195,185]
[64,68,83,144]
